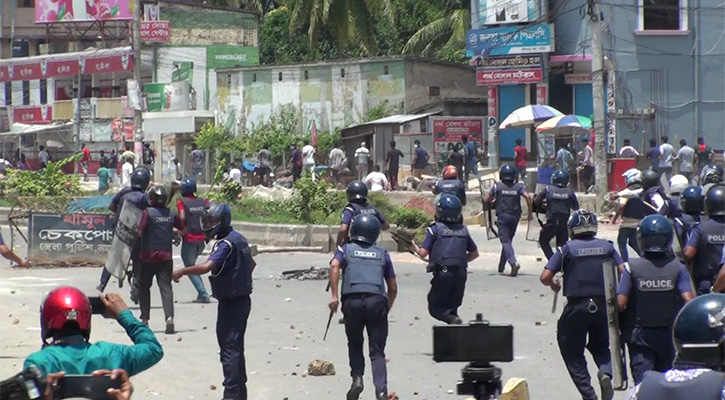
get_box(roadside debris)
[307,360,335,376]
[279,267,329,281]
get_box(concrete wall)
[403,60,488,114]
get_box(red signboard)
[47,59,80,77]
[140,21,171,43]
[431,117,486,156]
[476,68,543,86]
[11,105,53,124]
[536,84,547,105]
[82,53,133,74]
[487,86,498,119]
[123,120,135,141]
[12,63,44,80]
[0,51,133,82]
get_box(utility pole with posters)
[589,0,608,212]
[131,0,144,167]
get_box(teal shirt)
[23,310,163,377]
[97,167,111,190]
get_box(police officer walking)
[412,194,478,325]
[337,181,390,247]
[629,293,725,400]
[535,169,579,260]
[172,202,256,400]
[484,164,533,276]
[177,177,211,303]
[433,165,466,205]
[328,214,398,400]
[684,186,725,294]
[137,186,184,334]
[540,209,623,400]
[616,215,695,385]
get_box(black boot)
[346,376,363,400]
[376,391,388,400]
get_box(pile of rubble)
[279,267,329,281]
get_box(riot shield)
[104,202,143,281]
[479,178,498,240]
[602,259,627,391]
[621,197,656,220]
[526,202,546,242]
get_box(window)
[638,0,688,31]
[226,74,232,87]
[17,0,33,8]
[252,73,257,82]
[278,72,283,81]
[383,65,389,75]
[22,81,30,105]
[4,82,11,106]
[340,68,345,78]
[304,70,309,80]
[40,79,47,104]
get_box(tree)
[238,0,282,15]
[402,0,471,59]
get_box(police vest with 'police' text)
[181,196,207,235]
[494,182,524,215]
[628,257,681,328]
[693,218,725,281]
[341,243,386,298]
[430,222,469,269]
[545,186,575,219]
[561,238,615,298]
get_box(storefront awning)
[0,47,133,83]
[0,122,73,138]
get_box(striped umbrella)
[499,105,564,129]
[535,115,592,133]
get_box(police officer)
[172,202,256,400]
[337,181,390,247]
[684,186,725,294]
[674,186,703,252]
[433,165,466,205]
[412,194,478,324]
[610,169,644,263]
[700,164,724,196]
[640,169,671,216]
[535,169,579,260]
[177,177,211,303]
[540,209,623,400]
[98,168,151,299]
[484,164,533,276]
[328,214,398,400]
[667,174,689,218]
[616,215,695,385]
[137,185,184,334]
[630,294,725,400]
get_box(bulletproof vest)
[494,182,523,215]
[209,230,253,300]
[437,179,464,201]
[430,222,469,269]
[118,189,148,217]
[141,207,175,253]
[642,186,670,216]
[636,370,724,400]
[545,186,574,219]
[181,196,206,234]
[341,243,386,297]
[629,257,681,328]
[693,218,725,280]
[678,213,699,247]
[561,238,613,298]
[348,202,379,218]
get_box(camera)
[0,367,47,400]
[433,313,514,400]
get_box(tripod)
[457,362,503,400]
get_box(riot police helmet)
[551,169,570,188]
[346,180,368,203]
[130,168,151,191]
[442,165,458,180]
[349,214,381,244]
[701,164,724,185]
[673,293,725,370]
[180,177,197,196]
[436,194,463,223]
[623,168,642,187]
[148,185,168,207]
[636,214,673,253]
[705,186,725,216]
[641,169,660,190]
[669,174,689,195]
[680,186,704,214]
[499,165,517,182]
[567,209,598,239]
[202,201,232,239]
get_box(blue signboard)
[466,23,554,57]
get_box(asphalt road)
[0,224,634,400]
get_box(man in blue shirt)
[645,138,660,172]
[412,140,429,180]
[462,135,480,186]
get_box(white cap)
[361,142,366,147]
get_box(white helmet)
[669,174,689,194]
[622,168,642,186]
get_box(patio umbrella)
[499,105,563,130]
[535,115,592,133]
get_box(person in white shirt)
[229,162,242,184]
[121,157,134,187]
[354,142,371,181]
[618,138,640,158]
[301,139,316,182]
[364,165,389,192]
[658,135,675,181]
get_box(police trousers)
[217,296,251,400]
[628,326,675,385]
[342,293,389,394]
[496,213,520,270]
[539,218,569,260]
[427,266,467,323]
[617,227,641,263]
[557,298,612,400]
[138,260,174,322]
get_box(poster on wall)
[478,0,536,25]
[35,0,133,23]
[145,82,191,112]
[431,117,486,156]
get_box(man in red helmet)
[23,287,163,377]
[433,165,466,205]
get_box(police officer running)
[433,165,466,205]
[484,164,533,276]
[412,194,478,325]
[640,169,672,216]
[137,186,184,334]
[700,164,724,196]
[535,169,579,260]
[674,186,703,253]
[684,186,725,294]
[329,214,398,400]
[628,293,725,400]
[610,169,644,263]
[616,215,695,385]
[172,202,256,400]
[337,181,390,247]
[177,177,211,303]
[540,209,623,400]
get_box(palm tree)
[238,0,282,14]
[402,0,470,57]
[287,0,394,55]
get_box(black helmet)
[680,186,704,214]
[642,169,660,190]
[346,181,368,203]
[673,293,725,370]
[349,214,381,244]
[567,209,598,239]
[180,177,197,196]
[202,201,232,239]
[147,185,168,207]
[551,169,570,188]
[636,214,673,253]
[705,186,725,216]
[436,194,462,223]
[500,165,517,182]
[130,168,151,191]
[701,164,724,185]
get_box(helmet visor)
[201,214,220,232]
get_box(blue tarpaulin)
[66,196,113,213]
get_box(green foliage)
[242,104,304,166]
[391,206,431,229]
[315,130,341,160]
[195,122,243,159]
[402,0,471,59]
[288,173,346,223]
[367,191,397,219]
[363,100,401,123]
[208,180,243,203]
[6,153,83,197]
[212,158,228,186]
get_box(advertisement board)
[478,0,536,25]
[0,50,133,82]
[10,105,53,124]
[466,23,554,57]
[431,117,486,156]
[28,213,116,265]
[140,21,171,43]
[476,68,543,85]
[145,82,191,112]
[35,0,133,23]
[206,46,260,69]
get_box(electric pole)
[132,0,143,166]
[589,0,608,212]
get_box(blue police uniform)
[333,242,395,396]
[616,256,693,384]
[535,185,579,260]
[634,369,725,400]
[434,179,467,205]
[640,186,671,217]
[674,213,699,251]
[686,217,725,294]
[545,237,622,400]
[341,202,387,227]
[208,229,254,400]
[420,222,477,323]
[488,181,526,272]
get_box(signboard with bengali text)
[0,51,133,83]
[431,117,486,156]
[476,68,543,85]
[466,23,554,57]
[11,105,53,124]
[28,213,116,265]
[140,21,171,43]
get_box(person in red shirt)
[80,143,91,182]
[177,177,211,303]
[137,185,185,334]
[513,138,527,183]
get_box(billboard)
[140,21,171,43]
[478,0,536,25]
[145,82,191,112]
[206,46,260,69]
[35,0,133,23]
[431,117,486,156]
[476,68,543,85]
[466,23,554,57]
[0,50,133,82]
